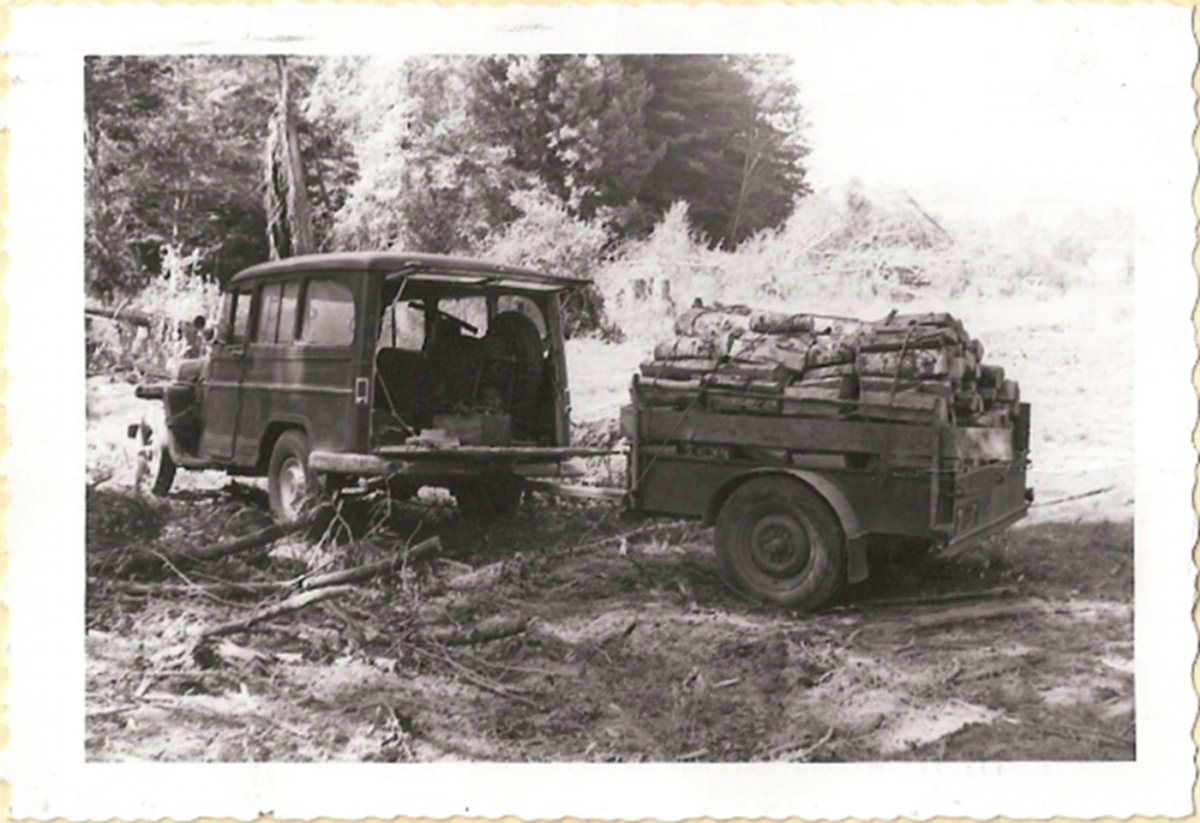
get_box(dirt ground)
[85,293,1135,762]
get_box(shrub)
[481,185,613,336]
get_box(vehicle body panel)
[141,252,592,486]
[622,382,1032,582]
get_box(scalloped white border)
[2,3,1196,820]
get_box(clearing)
[85,293,1134,762]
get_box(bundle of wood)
[636,305,1021,428]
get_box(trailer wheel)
[268,430,320,525]
[134,410,176,497]
[715,476,845,610]
[454,474,523,521]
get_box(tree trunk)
[264,56,315,259]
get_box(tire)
[714,476,846,610]
[135,411,176,497]
[454,474,523,521]
[267,430,320,525]
[481,311,544,430]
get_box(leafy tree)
[306,57,524,254]
[469,54,809,248]
[629,55,810,247]
[84,56,275,295]
[471,56,657,222]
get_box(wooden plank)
[801,363,857,380]
[709,393,783,414]
[637,407,936,457]
[808,338,856,367]
[653,337,725,360]
[635,407,1012,462]
[639,358,720,380]
[859,376,954,400]
[857,348,960,379]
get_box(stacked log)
[635,304,1020,429]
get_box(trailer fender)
[704,468,870,585]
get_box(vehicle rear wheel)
[268,430,320,525]
[715,476,846,610]
[454,474,523,521]
[134,410,176,497]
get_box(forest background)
[83,54,1129,347]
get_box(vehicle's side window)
[278,281,301,343]
[256,283,282,344]
[229,289,253,343]
[300,278,355,346]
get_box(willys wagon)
[131,252,610,522]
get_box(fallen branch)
[405,643,540,709]
[416,614,528,646]
[301,536,441,590]
[200,584,357,639]
[573,521,696,554]
[189,521,308,562]
[112,517,313,578]
[96,579,289,599]
[854,585,1020,610]
[911,598,1044,630]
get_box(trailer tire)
[454,474,523,522]
[715,476,845,610]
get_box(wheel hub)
[749,514,811,577]
[278,457,307,519]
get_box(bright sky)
[786,4,1190,224]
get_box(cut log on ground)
[417,614,529,646]
[300,536,441,590]
[911,598,1045,630]
[111,515,316,578]
[200,584,358,639]
[853,584,1020,610]
[98,579,290,599]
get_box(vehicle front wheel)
[267,430,320,525]
[134,411,176,497]
[453,474,523,522]
[714,476,846,610]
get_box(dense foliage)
[85,54,811,301]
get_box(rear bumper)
[309,449,600,479]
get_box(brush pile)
[636,304,1021,427]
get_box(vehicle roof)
[229,252,589,291]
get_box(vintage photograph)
[82,46,1140,763]
[0,2,1181,817]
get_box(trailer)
[619,377,1032,610]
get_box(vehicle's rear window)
[377,299,426,352]
[437,297,488,337]
[300,278,355,346]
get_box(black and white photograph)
[2,2,1196,820]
